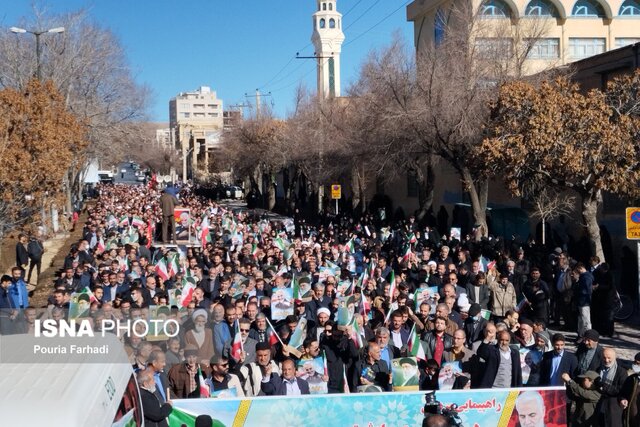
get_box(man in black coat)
[463,303,487,347]
[576,329,605,375]
[539,333,578,386]
[138,369,172,427]
[476,330,523,389]
[320,321,358,393]
[597,347,627,427]
[261,358,310,396]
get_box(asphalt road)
[113,162,143,185]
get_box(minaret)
[311,0,345,99]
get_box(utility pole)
[245,90,272,119]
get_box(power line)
[344,0,411,48]
[258,56,295,89]
[258,0,368,92]
[344,0,381,31]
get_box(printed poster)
[296,357,328,394]
[391,357,420,391]
[438,361,462,391]
[270,287,293,320]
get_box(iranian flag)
[402,244,412,261]
[251,243,259,258]
[200,216,211,247]
[81,287,98,304]
[388,270,396,302]
[197,367,209,398]
[231,319,243,361]
[167,253,180,277]
[131,216,145,229]
[179,280,196,308]
[342,365,350,394]
[268,327,279,346]
[323,351,329,377]
[345,238,355,253]
[96,238,105,253]
[273,237,289,252]
[118,216,129,227]
[350,319,363,349]
[155,258,170,281]
[408,324,426,361]
[407,232,417,244]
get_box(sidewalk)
[25,232,71,291]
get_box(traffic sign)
[331,184,341,199]
[626,207,640,239]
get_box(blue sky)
[2,1,414,122]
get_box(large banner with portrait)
[168,386,567,427]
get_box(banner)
[174,208,191,241]
[169,387,567,427]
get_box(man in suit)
[539,333,578,386]
[160,189,179,244]
[261,358,310,396]
[146,350,171,404]
[138,369,173,427]
[465,272,491,309]
[576,329,605,375]
[476,330,523,388]
[463,303,487,347]
[597,347,627,427]
[389,310,410,352]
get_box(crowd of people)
[1,182,639,427]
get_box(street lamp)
[9,26,65,81]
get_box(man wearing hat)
[239,341,280,396]
[184,308,215,364]
[463,303,487,347]
[576,329,604,376]
[167,343,209,399]
[562,370,601,426]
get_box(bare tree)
[529,188,576,245]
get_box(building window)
[569,38,606,58]
[193,104,204,109]
[525,0,559,16]
[526,38,560,58]
[207,104,219,109]
[619,0,640,15]
[479,0,511,17]
[434,8,447,45]
[615,37,640,47]
[208,113,220,117]
[475,37,513,59]
[181,112,190,118]
[329,18,336,28]
[329,3,333,10]
[407,170,419,198]
[193,113,205,118]
[180,103,189,109]
[323,3,327,11]
[572,0,605,17]
[319,18,326,29]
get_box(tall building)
[407,0,640,74]
[312,0,346,98]
[169,86,224,179]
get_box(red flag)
[231,319,243,361]
[268,327,279,347]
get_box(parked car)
[225,185,244,199]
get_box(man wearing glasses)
[224,317,257,366]
[206,354,245,397]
